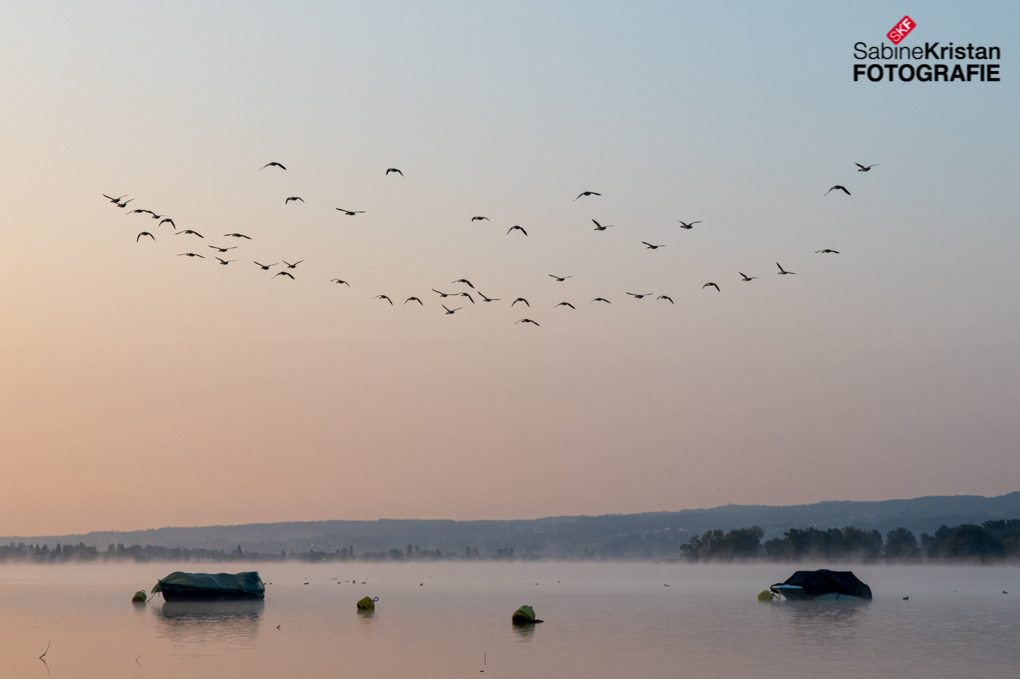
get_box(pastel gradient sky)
[1,2,1018,535]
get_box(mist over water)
[2,561,1018,678]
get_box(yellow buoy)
[132,590,147,603]
[757,590,774,602]
[357,596,378,610]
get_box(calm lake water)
[1,561,1018,678]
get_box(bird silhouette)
[385,168,403,176]
[335,208,364,215]
[825,185,851,195]
[516,318,540,326]
[554,302,576,309]
[405,297,423,305]
[375,294,393,304]
[177,230,203,238]
[215,257,235,265]
[478,293,499,302]
[452,279,475,288]
[136,232,154,242]
[511,298,529,307]
[285,196,304,204]
[549,275,572,282]
[127,209,156,217]
[776,262,795,275]
[158,218,175,229]
[457,292,475,303]
[590,297,611,304]
[432,289,452,298]
[224,233,252,239]
[254,262,277,270]
[574,191,601,200]
[442,304,462,314]
[471,216,489,222]
[855,163,879,172]
[592,219,613,231]
[626,292,653,299]
[274,271,295,279]
[178,253,204,258]
[102,193,129,204]
[507,225,527,236]
[330,279,351,286]
[114,198,134,208]
[642,242,665,249]
[656,295,674,304]
[703,282,720,291]
[678,220,702,229]
[739,272,758,281]
[261,162,287,171]
[815,249,840,254]
[283,260,304,269]
[209,245,237,253]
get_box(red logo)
[887,15,916,44]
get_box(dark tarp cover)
[772,570,872,600]
[152,571,265,598]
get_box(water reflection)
[772,600,869,656]
[512,624,537,641]
[154,601,264,648]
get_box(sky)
[0,1,1018,536]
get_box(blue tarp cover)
[152,571,265,597]
[772,569,872,600]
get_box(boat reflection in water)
[154,600,264,648]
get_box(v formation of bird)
[105,161,873,327]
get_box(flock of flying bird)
[102,161,879,327]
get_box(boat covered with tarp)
[151,571,265,602]
[770,570,872,601]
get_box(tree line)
[678,520,1020,561]
[0,541,465,563]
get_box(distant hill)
[4,493,1020,560]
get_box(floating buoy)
[512,605,543,625]
[132,590,147,603]
[357,596,379,611]
[757,590,774,602]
